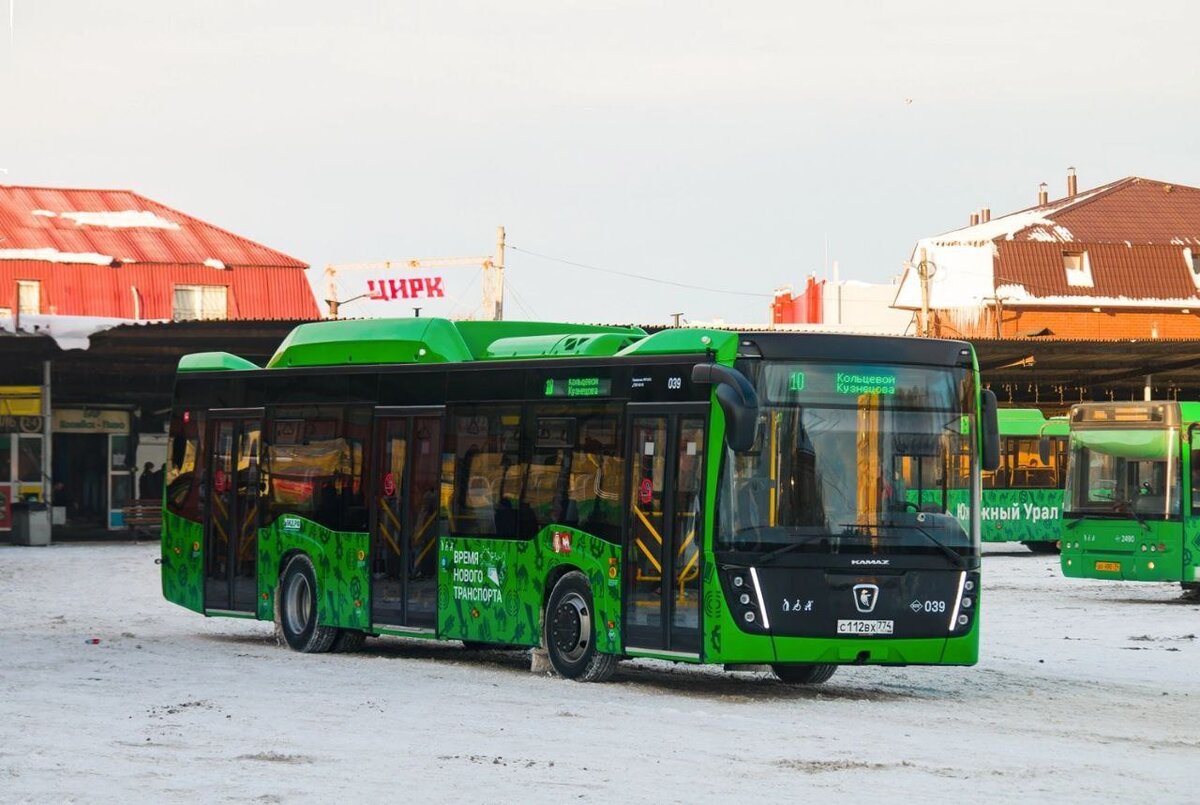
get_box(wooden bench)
[123,499,163,540]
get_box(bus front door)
[204,412,263,614]
[625,409,706,657]
[371,411,443,630]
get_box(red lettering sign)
[383,472,396,497]
[639,477,654,505]
[364,276,448,302]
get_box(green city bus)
[982,409,1068,552]
[905,408,1066,553]
[162,318,999,683]
[1060,401,1200,593]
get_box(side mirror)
[980,389,1000,472]
[1038,436,1051,465]
[692,363,759,452]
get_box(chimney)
[980,207,991,223]
[970,212,980,226]
[1038,182,1049,205]
[1067,166,1077,198]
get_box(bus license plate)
[837,619,894,636]
[1095,561,1121,572]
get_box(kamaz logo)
[850,559,890,566]
[282,516,302,532]
[853,584,880,613]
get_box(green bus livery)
[981,409,1068,552]
[162,318,999,683]
[1060,401,1200,592]
[904,408,1065,553]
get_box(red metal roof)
[1032,178,1200,245]
[995,242,1199,300]
[0,184,318,319]
[0,184,307,267]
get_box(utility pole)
[481,226,505,321]
[670,312,684,327]
[917,247,932,337]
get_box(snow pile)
[29,209,181,230]
[0,313,147,349]
[203,258,227,270]
[0,247,117,265]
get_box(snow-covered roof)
[895,177,1200,311]
[0,184,306,268]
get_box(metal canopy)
[6,323,1200,418]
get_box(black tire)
[278,554,338,653]
[1022,541,1060,554]
[772,663,838,685]
[331,630,368,653]
[1181,583,1200,601]
[544,571,617,682]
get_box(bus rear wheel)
[544,571,617,682]
[279,555,338,654]
[1022,541,1060,554]
[772,663,837,685]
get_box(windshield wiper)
[839,521,967,569]
[751,529,835,565]
[1111,499,1152,531]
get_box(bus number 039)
[667,377,682,389]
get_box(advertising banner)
[309,261,491,320]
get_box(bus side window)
[1192,448,1200,514]
[449,406,526,538]
[264,406,367,532]
[165,410,202,520]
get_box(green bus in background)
[982,409,1068,553]
[162,318,999,684]
[906,408,1067,553]
[1060,401,1200,594]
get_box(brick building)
[893,173,1200,339]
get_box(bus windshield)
[1064,427,1181,519]
[717,361,977,562]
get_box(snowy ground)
[0,543,1196,804]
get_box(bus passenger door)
[204,412,263,613]
[371,409,443,630]
[625,408,706,656]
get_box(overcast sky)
[2,1,1197,324]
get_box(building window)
[1063,251,1093,288]
[1185,248,1200,290]
[173,285,228,321]
[17,280,40,315]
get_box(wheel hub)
[551,592,591,662]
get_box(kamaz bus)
[162,318,999,683]
[1060,401,1200,594]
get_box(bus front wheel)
[278,554,339,654]
[772,663,837,685]
[544,571,617,682]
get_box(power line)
[509,245,772,298]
